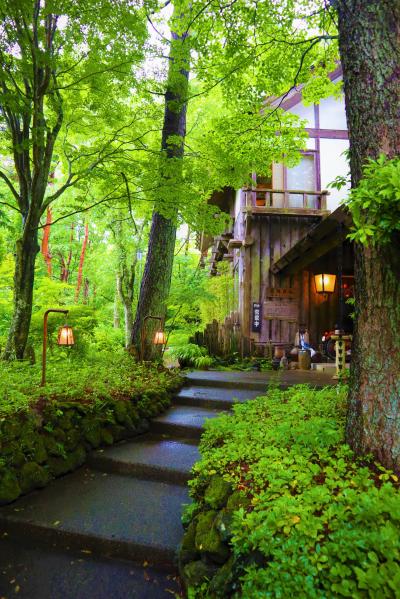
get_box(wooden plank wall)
[245,214,322,345]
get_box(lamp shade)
[314,273,336,294]
[57,325,75,346]
[153,330,166,345]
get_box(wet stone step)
[87,433,199,485]
[0,536,181,599]
[175,385,262,409]
[0,467,189,568]
[150,405,226,439]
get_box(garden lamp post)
[140,315,166,361]
[41,309,75,386]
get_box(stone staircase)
[0,370,333,597]
[0,372,270,598]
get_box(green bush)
[185,385,400,598]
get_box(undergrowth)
[0,351,182,415]
[188,385,400,598]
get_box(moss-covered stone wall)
[0,387,179,505]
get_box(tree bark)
[41,208,52,276]
[131,3,190,359]
[336,0,400,470]
[75,223,89,302]
[3,217,40,360]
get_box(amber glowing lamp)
[314,273,336,294]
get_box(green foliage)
[0,351,182,415]
[345,154,400,245]
[187,385,400,598]
[170,343,207,368]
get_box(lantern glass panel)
[153,330,166,345]
[57,325,75,346]
[315,273,336,294]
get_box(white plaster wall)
[319,94,347,130]
[290,102,315,127]
[320,138,350,210]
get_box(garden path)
[0,370,334,598]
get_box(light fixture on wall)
[314,273,336,295]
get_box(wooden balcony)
[243,187,330,217]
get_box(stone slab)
[151,405,225,439]
[0,467,189,567]
[0,536,180,599]
[88,434,199,485]
[185,369,336,389]
[175,385,262,409]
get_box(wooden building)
[199,66,354,353]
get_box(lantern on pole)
[57,324,75,346]
[41,309,75,386]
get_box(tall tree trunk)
[75,223,89,302]
[3,216,40,360]
[114,275,121,329]
[41,207,52,276]
[131,3,190,359]
[336,0,400,470]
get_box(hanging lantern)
[153,330,167,345]
[57,325,75,346]
[314,273,336,294]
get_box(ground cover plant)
[0,352,182,504]
[180,385,400,598]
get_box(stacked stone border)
[0,379,182,505]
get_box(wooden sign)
[265,287,298,299]
[263,300,299,322]
[252,302,262,332]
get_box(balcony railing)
[244,187,329,212]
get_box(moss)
[64,428,81,451]
[57,412,74,431]
[195,510,230,564]
[114,400,129,424]
[84,427,102,448]
[43,434,65,457]
[48,445,86,477]
[0,470,21,505]
[180,518,199,565]
[108,424,128,442]
[204,475,233,509]
[208,556,236,598]
[226,490,251,512]
[19,462,51,494]
[100,428,114,446]
[214,508,235,543]
[2,443,26,468]
[183,560,218,588]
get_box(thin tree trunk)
[75,223,89,302]
[41,207,52,276]
[131,3,190,359]
[336,0,400,470]
[114,275,121,329]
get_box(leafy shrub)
[187,385,400,598]
[170,343,207,368]
[193,355,215,370]
[345,154,400,245]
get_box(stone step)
[0,536,180,599]
[175,385,262,409]
[185,369,336,389]
[0,467,189,568]
[87,433,199,485]
[151,405,226,439]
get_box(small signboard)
[252,302,262,332]
[263,300,299,322]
